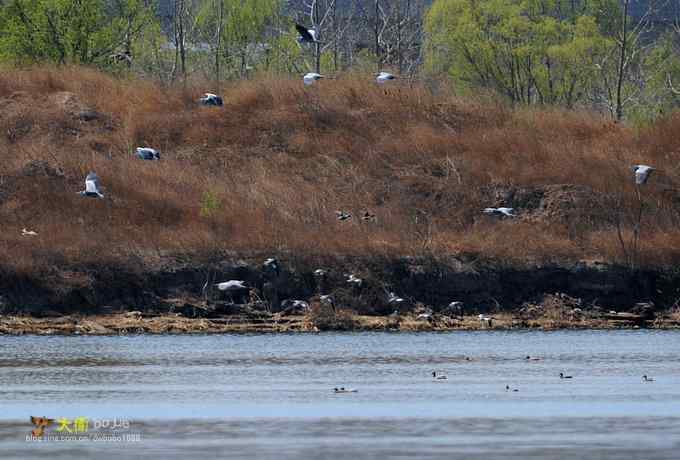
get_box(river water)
[0,330,679,459]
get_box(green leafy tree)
[425,0,618,107]
[0,0,158,66]
[0,0,108,64]
[196,0,280,79]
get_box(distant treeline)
[1,0,680,120]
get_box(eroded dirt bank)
[1,254,678,333]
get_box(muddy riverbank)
[2,254,679,333]
[1,304,679,336]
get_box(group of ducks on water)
[333,358,656,394]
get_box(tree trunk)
[215,0,223,81]
[374,0,380,70]
[615,0,629,121]
[314,0,321,73]
[397,0,403,74]
[332,0,338,71]
[172,0,187,80]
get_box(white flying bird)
[200,93,223,106]
[314,269,327,277]
[483,207,516,217]
[633,164,655,185]
[303,73,324,86]
[109,51,132,65]
[376,72,396,84]
[215,280,247,291]
[295,24,319,43]
[21,228,38,236]
[79,172,104,198]
[336,210,351,221]
[136,147,160,160]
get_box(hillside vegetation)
[1,67,680,274]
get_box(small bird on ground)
[281,299,310,312]
[432,371,448,380]
[362,211,376,222]
[303,72,324,86]
[263,258,280,276]
[21,228,38,236]
[199,93,223,106]
[136,147,160,160]
[633,164,655,185]
[320,294,335,307]
[296,24,320,43]
[215,280,247,291]
[79,172,104,198]
[559,372,573,379]
[376,71,396,84]
[387,292,404,305]
[336,210,352,221]
[346,274,363,286]
[642,375,655,382]
[483,207,516,218]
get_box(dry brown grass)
[2,66,680,271]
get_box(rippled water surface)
[1,330,679,459]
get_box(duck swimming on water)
[334,387,357,394]
[432,371,448,380]
[642,375,655,382]
[559,372,573,379]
